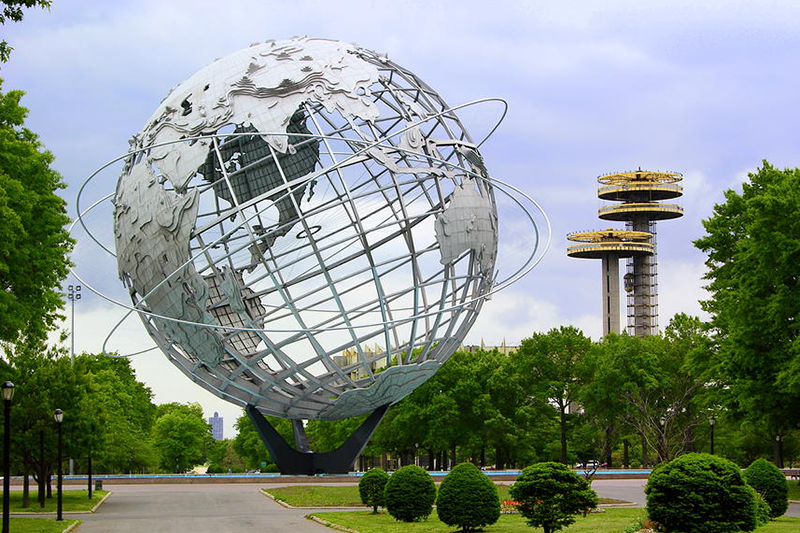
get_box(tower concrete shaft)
[602,254,621,335]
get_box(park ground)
[5,478,798,533]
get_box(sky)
[3,0,799,438]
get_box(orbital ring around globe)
[72,37,550,420]
[75,136,548,347]
[73,113,550,421]
[73,101,550,342]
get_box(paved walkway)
[75,484,329,533]
[71,480,799,532]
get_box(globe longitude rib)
[265,140,376,383]
[304,107,401,372]
[208,136,355,393]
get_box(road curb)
[306,514,359,533]
[261,489,293,509]
[90,491,112,513]
[61,520,82,533]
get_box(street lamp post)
[54,409,64,522]
[709,416,716,455]
[2,382,15,533]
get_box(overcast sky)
[3,0,799,437]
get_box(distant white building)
[209,411,223,440]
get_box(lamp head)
[1,381,14,401]
[54,409,64,423]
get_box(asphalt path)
[74,483,329,533]
[71,479,799,532]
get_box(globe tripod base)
[245,404,389,475]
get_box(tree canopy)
[0,81,73,343]
[0,1,52,62]
[694,162,800,437]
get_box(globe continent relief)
[114,37,498,420]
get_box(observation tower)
[568,169,683,336]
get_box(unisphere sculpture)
[82,37,548,473]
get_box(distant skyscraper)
[209,411,223,440]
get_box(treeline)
[0,342,218,482]
[229,313,798,471]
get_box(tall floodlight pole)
[54,409,64,521]
[2,382,15,533]
[67,285,80,476]
[67,285,81,362]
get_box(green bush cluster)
[510,461,598,533]
[743,458,788,518]
[384,465,436,522]
[359,468,389,512]
[436,463,500,531]
[645,453,757,533]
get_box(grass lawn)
[4,489,108,513]
[311,508,800,533]
[265,485,627,508]
[788,481,800,500]
[310,508,644,533]
[7,517,80,532]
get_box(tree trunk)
[22,471,29,508]
[623,439,629,469]
[39,430,46,508]
[604,426,613,468]
[427,449,434,471]
[495,446,503,470]
[449,442,456,469]
[640,432,648,467]
[46,472,52,498]
[559,405,568,464]
[480,447,485,468]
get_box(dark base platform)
[245,404,389,475]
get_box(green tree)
[646,453,757,533]
[694,162,800,459]
[0,82,73,343]
[743,458,788,518]
[384,465,436,522]
[77,353,157,473]
[206,439,247,473]
[583,318,709,465]
[510,461,598,533]
[436,462,500,531]
[513,327,591,464]
[1,341,93,504]
[358,467,388,512]
[0,1,51,62]
[151,403,211,473]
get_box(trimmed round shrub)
[749,486,771,527]
[743,458,788,518]
[384,465,436,522]
[510,462,598,533]
[645,453,757,533]
[359,468,389,512]
[437,462,500,531]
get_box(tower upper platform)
[566,229,655,259]
[597,170,683,201]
